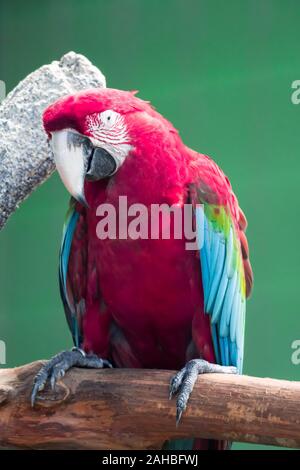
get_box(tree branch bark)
[0,52,106,229]
[0,361,299,449]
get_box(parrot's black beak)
[50,130,117,207]
[86,147,117,182]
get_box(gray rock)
[0,51,106,229]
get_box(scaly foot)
[169,359,237,424]
[31,347,112,407]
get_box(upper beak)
[50,130,117,206]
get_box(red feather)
[44,88,253,449]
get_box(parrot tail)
[163,439,231,450]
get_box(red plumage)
[43,88,253,449]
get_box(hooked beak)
[50,130,117,206]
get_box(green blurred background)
[0,0,299,450]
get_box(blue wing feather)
[206,240,225,312]
[219,269,237,337]
[197,208,246,373]
[59,201,81,347]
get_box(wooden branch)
[0,361,299,449]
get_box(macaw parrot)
[31,88,253,450]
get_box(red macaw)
[32,88,253,450]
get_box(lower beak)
[50,130,117,206]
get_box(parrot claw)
[31,348,112,407]
[169,359,237,424]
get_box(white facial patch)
[85,110,133,171]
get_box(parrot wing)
[59,198,87,347]
[190,154,253,372]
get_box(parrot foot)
[31,347,112,407]
[169,359,237,425]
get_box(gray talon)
[170,359,237,424]
[50,363,66,390]
[169,368,185,399]
[31,349,112,407]
[176,406,184,426]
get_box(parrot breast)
[80,142,216,370]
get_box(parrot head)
[43,88,169,206]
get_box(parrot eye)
[84,109,132,168]
[100,110,119,128]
